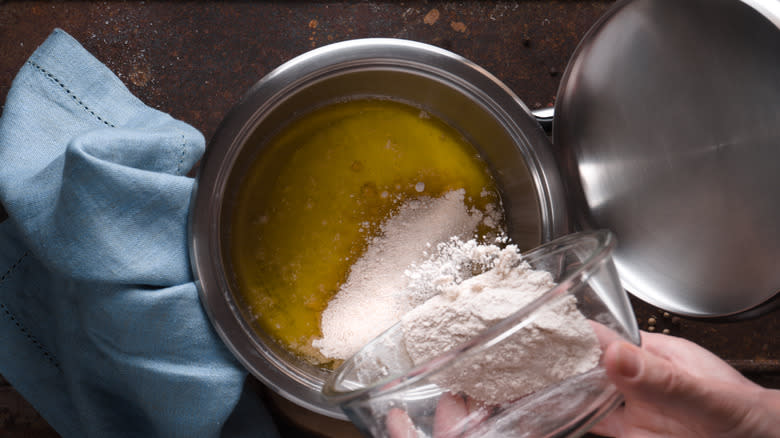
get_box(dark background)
[0,1,777,436]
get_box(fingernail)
[615,342,641,378]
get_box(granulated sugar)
[312,189,499,360]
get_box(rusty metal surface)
[0,1,777,436]
[0,1,613,142]
[630,296,779,374]
[0,376,59,437]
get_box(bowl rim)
[321,229,627,404]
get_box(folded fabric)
[0,29,278,437]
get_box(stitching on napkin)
[176,134,187,175]
[0,252,28,283]
[0,252,62,370]
[27,60,117,129]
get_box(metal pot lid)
[552,0,780,317]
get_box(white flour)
[400,245,602,405]
[312,189,498,360]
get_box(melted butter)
[231,99,503,364]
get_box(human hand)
[387,391,489,438]
[385,328,780,438]
[591,331,780,438]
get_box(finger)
[386,408,417,438]
[464,397,490,430]
[639,331,751,384]
[433,392,468,438]
[587,404,625,437]
[603,340,706,410]
[639,330,696,359]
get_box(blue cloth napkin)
[0,29,279,437]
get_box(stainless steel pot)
[188,39,567,419]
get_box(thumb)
[603,340,706,409]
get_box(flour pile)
[400,244,602,405]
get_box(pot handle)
[531,107,554,135]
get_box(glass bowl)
[322,230,640,437]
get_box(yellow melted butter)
[231,99,503,365]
